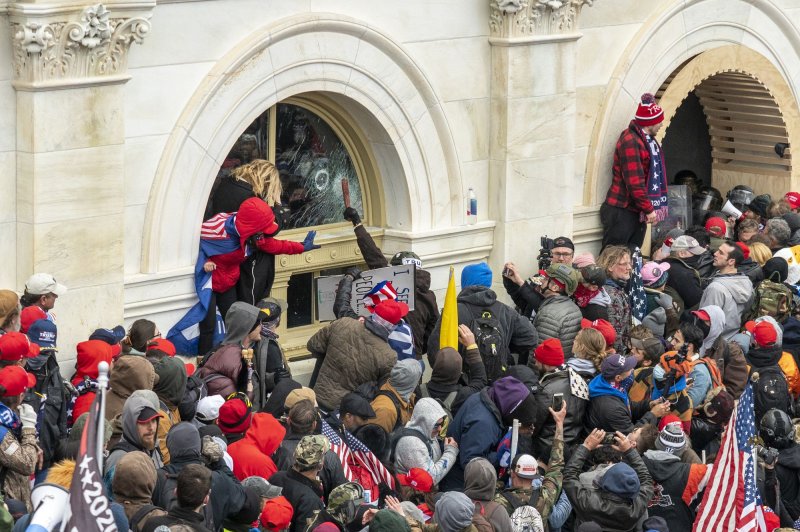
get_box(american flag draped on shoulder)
[321,419,394,489]
[629,247,647,324]
[693,382,767,532]
[62,382,117,531]
[166,212,240,354]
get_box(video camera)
[757,445,780,467]
[537,236,555,271]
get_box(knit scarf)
[573,284,599,308]
[640,130,669,223]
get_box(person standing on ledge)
[601,93,669,251]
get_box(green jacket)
[494,437,564,521]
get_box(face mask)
[653,365,665,381]
[618,374,635,391]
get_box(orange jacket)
[779,351,800,399]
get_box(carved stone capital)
[489,0,594,41]
[9,2,154,89]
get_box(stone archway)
[583,0,800,207]
[139,13,463,274]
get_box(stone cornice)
[489,0,594,41]
[9,2,155,90]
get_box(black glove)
[345,267,362,280]
[343,207,362,226]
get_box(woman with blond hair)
[747,241,772,266]
[567,327,606,380]
[204,159,294,306]
[597,245,633,353]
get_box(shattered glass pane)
[275,104,364,229]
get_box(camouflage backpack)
[747,279,793,323]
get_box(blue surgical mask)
[653,365,666,381]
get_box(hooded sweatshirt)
[227,412,286,480]
[105,354,157,423]
[394,398,458,485]
[435,491,475,532]
[70,339,114,424]
[112,450,166,528]
[698,273,753,340]
[425,346,487,417]
[370,359,423,433]
[464,458,513,532]
[197,301,262,397]
[642,450,710,531]
[152,356,188,464]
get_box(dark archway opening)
[662,92,713,186]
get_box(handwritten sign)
[317,264,416,321]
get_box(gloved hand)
[302,230,321,252]
[655,292,674,311]
[201,435,224,465]
[345,267,362,280]
[343,207,362,226]
[18,404,37,430]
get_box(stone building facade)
[2,0,799,360]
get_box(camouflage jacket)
[494,437,564,522]
[0,427,40,512]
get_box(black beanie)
[763,257,789,283]
[229,487,262,524]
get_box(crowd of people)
[2,94,800,532]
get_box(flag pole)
[96,361,110,473]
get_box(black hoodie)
[776,444,800,520]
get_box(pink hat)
[640,261,670,286]
[572,252,596,269]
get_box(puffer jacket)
[533,295,582,358]
[104,354,157,423]
[227,412,286,481]
[563,446,653,532]
[308,317,397,411]
[698,273,753,339]
[427,286,539,368]
[353,224,439,356]
[395,398,459,485]
[532,367,586,461]
[604,279,631,353]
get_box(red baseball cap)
[260,495,293,531]
[691,309,710,322]
[0,332,40,361]
[581,318,616,348]
[0,365,36,397]
[745,320,778,347]
[397,467,434,493]
[704,217,727,238]
[373,300,409,326]
[785,192,800,210]
[19,306,47,334]
[147,338,176,357]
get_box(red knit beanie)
[217,396,252,434]
[534,338,564,366]
[634,93,664,127]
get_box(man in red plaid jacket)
[601,93,666,250]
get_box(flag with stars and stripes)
[629,247,647,324]
[321,419,395,489]
[693,382,767,532]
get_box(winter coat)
[698,273,753,339]
[532,367,586,461]
[705,337,748,402]
[112,450,167,530]
[585,376,656,434]
[422,346,487,417]
[643,289,679,338]
[663,256,704,310]
[533,295,582,358]
[25,349,67,470]
[427,286,539,368]
[775,443,800,520]
[502,275,544,319]
[0,409,38,512]
[227,413,286,481]
[782,316,800,366]
[464,459,513,532]
[105,354,157,424]
[563,446,653,532]
[197,302,263,397]
[152,356,187,464]
[307,317,397,411]
[153,423,246,531]
[204,176,255,221]
[141,506,211,532]
[370,382,415,434]
[738,257,764,287]
[582,288,611,322]
[354,224,440,355]
[395,398,459,485]
[70,339,114,424]
[252,332,291,411]
[604,279,631,353]
[275,429,347,501]
[642,450,710,531]
[269,469,326,532]
[780,351,800,399]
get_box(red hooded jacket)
[70,340,113,423]
[228,412,286,480]
[207,198,305,293]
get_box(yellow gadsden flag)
[440,266,459,350]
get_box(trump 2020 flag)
[440,266,459,350]
[62,390,116,531]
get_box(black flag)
[62,390,117,531]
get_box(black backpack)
[178,373,208,422]
[388,427,432,465]
[465,305,510,382]
[354,381,405,432]
[418,383,457,422]
[753,365,793,421]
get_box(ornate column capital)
[9,2,155,89]
[489,0,594,43]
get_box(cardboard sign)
[317,264,416,321]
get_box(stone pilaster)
[10,1,153,356]
[489,0,593,276]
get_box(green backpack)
[748,279,793,322]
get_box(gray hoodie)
[464,458,512,532]
[394,398,458,484]
[698,274,753,339]
[222,301,262,345]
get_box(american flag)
[200,212,234,240]
[629,247,647,323]
[693,382,767,532]
[320,419,395,489]
[362,281,398,309]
